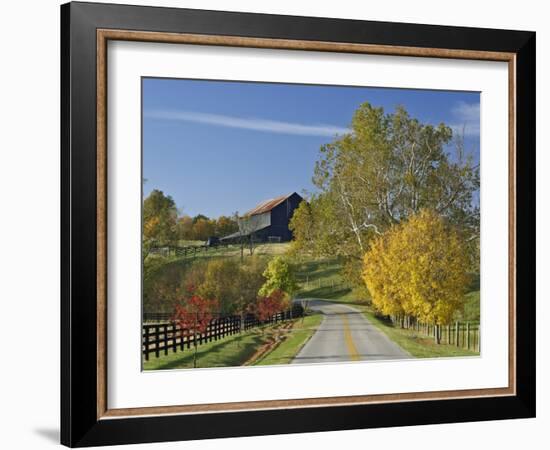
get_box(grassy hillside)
[143,242,292,312]
[294,257,353,300]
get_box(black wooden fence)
[149,242,231,259]
[143,312,173,323]
[142,304,304,360]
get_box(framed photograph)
[61,1,535,447]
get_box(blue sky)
[143,78,479,218]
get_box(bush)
[193,257,267,315]
[259,256,298,298]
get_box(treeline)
[290,102,480,331]
[143,189,239,248]
[144,255,297,317]
[176,214,238,242]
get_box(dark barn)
[221,192,303,244]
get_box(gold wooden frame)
[96,29,516,420]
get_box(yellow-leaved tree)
[362,209,469,340]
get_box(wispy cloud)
[449,101,480,137]
[145,110,350,137]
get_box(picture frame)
[60,1,535,447]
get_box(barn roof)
[245,192,297,216]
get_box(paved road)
[292,300,412,364]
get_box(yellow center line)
[342,313,360,361]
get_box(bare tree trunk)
[248,234,255,255]
[335,172,365,252]
[240,239,244,262]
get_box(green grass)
[456,290,480,322]
[176,240,205,246]
[147,242,292,272]
[191,242,292,259]
[253,242,292,256]
[294,257,354,300]
[143,327,276,370]
[143,314,323,370]
[355,305,479,358]
[254,313,324,366]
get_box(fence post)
[467,322,471,350]
[456,323,459,345]
[163,325,169,355]
[144,326,150,361]
[155,325,160,358]
[172,324,177,353]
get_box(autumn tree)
[192,217,216,241]
[362,209,470,342]
[173,290,219,368]
[196,259,241,314]
[215,215,239,237]
[175,215,194,241]
[252,289,290,327]
[234,258,268,331]
[143,189,178,258]
[190,257,266,317]
[176,214,238,241]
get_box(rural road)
[292,300,412,364]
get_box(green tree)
[292,102,479,282]
[259,257,298,298]
[215,215,239,237]
[290,192,340,256]
[143,189,178,258]
[289,201,313,253]
[192,214,209,224]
